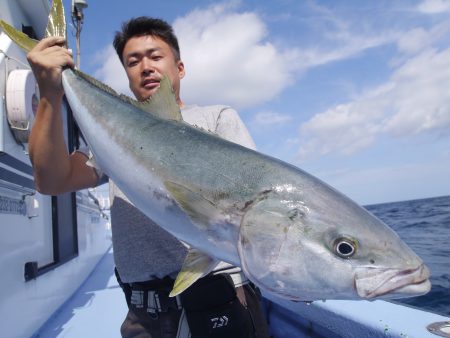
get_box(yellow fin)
[164,181,220,227]
[169,248,218,297]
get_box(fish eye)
[334,237,357,258]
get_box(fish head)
[238,180,431,301]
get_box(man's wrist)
[39,89,64,104]
[38,92,64,111]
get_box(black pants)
[118,275,270,338]
[120,307,181,338]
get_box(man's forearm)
[28,95,72,194]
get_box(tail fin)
[0,0,66,52]
[45,0,67,40]
[0,21,38,52]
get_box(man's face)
[122,35,185,103]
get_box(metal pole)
[71,6,84,69]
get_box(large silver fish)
[1,0,430,301]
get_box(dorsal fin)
[138,76,182,121]
[72,69,182,121]
[72,68,124,98]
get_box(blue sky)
[64,0,450,205]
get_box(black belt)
[115,269,182,318]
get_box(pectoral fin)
[164,181,220,227]
[169,248,218,297]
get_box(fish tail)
[0,0,66,52]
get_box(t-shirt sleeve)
[75,147,109,186]
[214,107,257,150]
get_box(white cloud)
[396,20,450,56]
[292,34,392,71]
[252,111,292,127]
[173,1,400,108]
[173,2,299,108]
[417,0,450,14]
[397,28,430,54]
[299,101,382,157]
[299,47,450,158]
[383,48,450,136]
[289,2,399,69]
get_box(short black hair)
[113,17,180,64]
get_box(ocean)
[365,195,450,317]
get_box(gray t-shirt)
[106,105,255,283]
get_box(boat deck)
[33,248,450,338]
[33,248,127,338]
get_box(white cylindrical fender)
[6,69,39,143]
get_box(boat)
[1,1,449,337]
[0,1,112,337]
[32,248,450,338]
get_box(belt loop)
[130,289,145,309]
[175,295,182,310]
[146,291,159,319]
[147,291,156,313]
[147,291,163,313]
[126,278,181,315]
[154,293,162,312]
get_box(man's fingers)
[43,45,72,57]
[47,48,75,68]
[64,53,75,68]
[28,44,74,68]
[34,36,67,51]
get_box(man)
[28,17,270,338]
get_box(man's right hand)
[27,37,74,100]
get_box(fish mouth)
[354,264,431,299]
